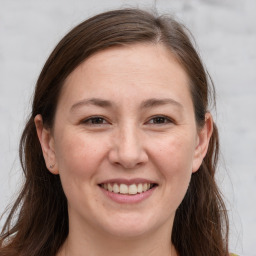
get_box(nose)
[108,125,148,169]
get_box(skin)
[35,43,213,256]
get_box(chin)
[99,213,161,239]
[106,225,151,239]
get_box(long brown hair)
[0,8,229,256]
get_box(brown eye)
[147,116,172,125]
[83,117,108,125]
[90,117,105,124]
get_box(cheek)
[150,131,196,174]
[53,130,111,211]
[149,132,196,204]
[54,130,108,185]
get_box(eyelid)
[145,115,174,125]
[81,116,110,125]
[80,115,174,126]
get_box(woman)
[0,8,230,256]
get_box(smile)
[99,183,156,195]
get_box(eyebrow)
[140,98,183,109]
[70,98,113,112]
[70,97,183,112]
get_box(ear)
[192,112,213,173]
[34,114,59,175]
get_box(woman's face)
[38,44,210,238]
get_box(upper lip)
[98,178,158,186]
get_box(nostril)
[110,154,148,169]
[108,139,148,169]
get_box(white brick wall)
[0,0,255,254]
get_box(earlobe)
[34,114,59,175]
[192,112,213,173]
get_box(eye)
[146,115,173,125]
[82,116,109,125]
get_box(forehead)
[59,43,191,108]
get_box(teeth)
[129,184,137,194]
[120,184,128,194]
[107,183,113,192]
[101,183,154,195]
[137,183,143,193]
[143,183,148,192]
[113,183,119,193]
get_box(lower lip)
[99,186,157,204]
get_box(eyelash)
[81,115,173,126]
[146,115,173,125]
[82,116,109,125]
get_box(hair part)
[0,8,229,256]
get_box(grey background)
[0,0,255,255]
